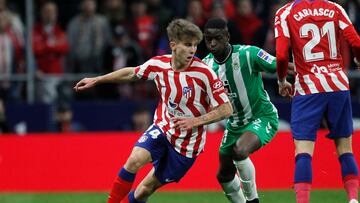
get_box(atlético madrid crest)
[183,86,192,99]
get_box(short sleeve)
[203,68,229,108]
[274,4,291,39]
[250,46,276,74]
[135,59,157,81]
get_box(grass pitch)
[0,190,354,203]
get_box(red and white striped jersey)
[135,55,229,158]
[275,0,360,95]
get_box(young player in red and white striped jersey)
[274,1,360,203]
[74,19,232,203]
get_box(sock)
[294,182,311,203]
[219,175,246,203]
[294,153,312,203]
[234,158,258,201]
[108,167,136,203]
[127,190,145,203]
[294,153,312,183]
[344,175,359,201]
[339,153,359,201]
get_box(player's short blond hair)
[166,19,203,43]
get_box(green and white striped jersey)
[203,45,278,128]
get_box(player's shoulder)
[192,57,210,69]
[150,55,172,63]
[234,45,261,55]
[275,2,293,16]
[146,55,171,65]
[325,0,347,14]
[141,55,171,69]
[202,54,213,62]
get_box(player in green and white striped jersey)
[202,18,292,203]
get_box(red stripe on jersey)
[180,130,193,155]
[141,66,152,80]
[162,70,172,137]
[180,76,200,154]
[325,74,341,92]
[134,67,141,78]
[193,77,206,91]
[154,76,163,125]
[152,55,172,63]
[170,72,183,146]
[192,127,204,157]
[185,75,201,116]
[297,76,310,95]
[335,71,349,89]
[309,74,325,93]
[200,88,210,112]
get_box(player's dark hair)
[204,17,228,30]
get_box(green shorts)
[219,115,279,156]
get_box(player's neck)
[214,43,232,64]
[171,58,191,71]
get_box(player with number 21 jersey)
[275,1,360,202]
[275,0,360,95]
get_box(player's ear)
[169,41,176,51]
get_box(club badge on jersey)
[183,86,192,99]
[257,50,275,64]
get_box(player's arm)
[172,102,233,130]
[251,46,295,75]
[274,5,293,98]
[74,67,138,91]
[276,36,293,98]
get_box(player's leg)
[293,140,315,203]
[123,168,163,203]
[335,137,359,203]
[291,93,325,203]
[108,125,163,203]
[233,131,261,202]
[108,146,151,203]
[233,116,278,203]
[326,91,358,202]
[124,134,196,202]
[217,153,246,203]
[218,129,246,202]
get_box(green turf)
[0,190,355,203]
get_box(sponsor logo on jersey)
[168,99,189,118]
[213,80,224,89]
[138,135,148,143]
[168,100,178,109]
[257,50,274,64]
[182,86,192,99]
[311,64,328,74]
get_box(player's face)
[204,28,229,57]
[171,39,198,67]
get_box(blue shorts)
[291,91,353,141]
[135,124,196,184]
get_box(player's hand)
[278,79,293,99]
[354,57,360,69]
[74,77,98,91]
[171,117,195,131]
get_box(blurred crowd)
[0,0,359,105]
